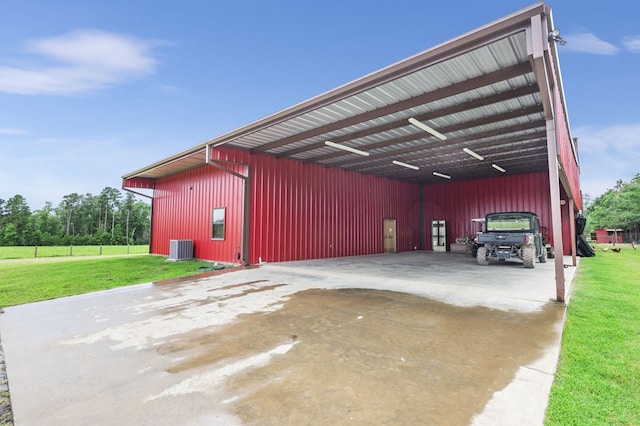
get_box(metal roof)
[124,2,564,185]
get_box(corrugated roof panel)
[507,32,529,60]
[229,34,534,154]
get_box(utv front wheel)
[522,246,535,268]
[477,246,489,265]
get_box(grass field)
[545,245,640,425]
[0,245,149,259]
[0,255,216,307]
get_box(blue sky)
[1,0,639,210]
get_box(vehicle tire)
[522,246,535,268]
[539,244,547,263]
[547,247,555,259]
[477,246,489,265]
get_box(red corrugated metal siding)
[150,150,575,261]
[246,151,423,264]
[594,229,623,244]
[152,147,422,264]
[423,172,555,250]
[124,177,155,189]
[151,164,245,263]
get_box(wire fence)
[0,245,150,260]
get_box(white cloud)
[0,127,29,135]
[562,32,619,55]
[0,30,160,95]
[622,35,640,53]
[574,124,640,197]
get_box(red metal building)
[123,3,580,302]
[594,229,624,244]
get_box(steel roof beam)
[301,104,543,164]
[277,83,540,159]
[326,121,544,168]
[346,135,547,175]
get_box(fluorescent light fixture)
[392,160,419,170]
[491,163,506,173]
[462,147,484,161]
[433,171,451,179]
[324,141,369,156]
[408,118,447,140]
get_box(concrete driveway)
[0,252,576,425]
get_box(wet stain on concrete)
[215,283,289,302]
[157,288,564,425]
[213,280,270,291]
[152,266,260,287]
[158,282,289,316]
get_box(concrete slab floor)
[0,252,577,425]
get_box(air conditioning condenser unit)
[169,239,193,261]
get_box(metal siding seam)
[290,162,296,260]
[320,167,327,259]
[279,162,286,261]
[335,170,342,257]
[264,157,273,261]
[259,157,268,262]
[268,159,276,262]
[294,162,301,260]
[320,167,326,259]
[284,160,291,260]
[308,167,315,260]
[313,166,320,259]
[299,166,306,260]
[275,162,282,261]
[251,159,261,264]
[256,159,264,264]
[260,158,268,262]
[270,156,278,261]
[305,167,320,259]
[279,159,287,261]
[347,173,352,255]
[290,161,297,260]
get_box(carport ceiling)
[125,3,554,184]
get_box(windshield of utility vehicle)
[486,214,531,231]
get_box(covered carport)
[124,2,580,302]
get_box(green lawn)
[0,255,217,307]
[0,245,149,259]
[545,245,640,425]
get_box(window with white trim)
[211,207,225,240]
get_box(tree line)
[0,187,150,246]
[584,173,640,242]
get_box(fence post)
[70,244,73,256]
[34,245,38,258]
[127,244,130,254]
[100,244,103,255]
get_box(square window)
[212,207,225,240]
